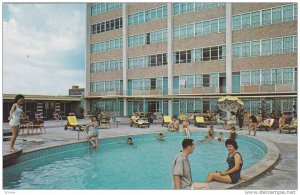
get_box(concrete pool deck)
[2,118,298,189]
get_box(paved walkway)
[2,119,298,189]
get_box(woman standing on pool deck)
[8,94,25,153]
[85,116,100,148]
[206,139,243,184]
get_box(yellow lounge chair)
[178,114,187,124]
[130,115,150,128]
[257,118,275,132]
[162,115,172,127]
[280,124,297,134]
[195,116,207,127]
[64,116,80,130]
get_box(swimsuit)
[227,152,243,184]
[9,105,23,127]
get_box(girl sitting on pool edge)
[206,139,243,184]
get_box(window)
[232,15,241,30]
[180,50,187,63]
[272,7,282,24]
[251,70,260,85]
[187,3,194,13]
[186,50,192,63]
[219,45,225,59]
[272,38,282,54]
[151,9,157,21]
[163,53,167,65]
[211,46,219,60]
[157,54,163,66]
[180,25,187,39]
[115,18,120,29]
[272,69,282,84]
[157,7,163,18]
[110,20,114,30]
[145,10,150,22]
[139,12,144,24]
[211,19,218,33]
[187,24,194,37]
[242,42,251,57]
[173,3,180,15]
[173,27,180,40]
[150,55,156,66]
[241,71,250,86]
[196,48,202,62]
[195,74,203,87]
[262,39,271,55]
[157,30,163,42]
[203,74,210,87]
[202,48,210,61]
[195,3,203,11]
[251,11,260,27]
[251,41,260,56]
[128,58,133,69]
[282,4,293,22]
[146,33,151,44]
[106,21,110,30]
[261,69,272,85]
[203,21,210,35]
[187,75,194,88]
[262,9,271,25]
[241,13,251,29]
[294,36,297,52]
[101,22,105,32]
[283,68,293,84]
[283,36,293,53]
[233,43,241,58]
[195,22,203,36]
[219,18,226,32]
[210,73,218,87]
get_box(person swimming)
[156,133,165,141]
[217,132,224,142]
[127,137,134,145]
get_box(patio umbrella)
[217,96,244,112]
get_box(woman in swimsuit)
[206,139,243,184]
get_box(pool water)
[3,132,266,189]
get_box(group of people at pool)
[172,138,242,189]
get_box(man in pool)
[172,139,209,190]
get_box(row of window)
[91,80,123,92]
[128,5,167,26]
[128,53,167,69]
[90,98,295,116]
[173,17,226,40]
[91,3,122,16]
[173,45,226,64]
[91,17,123,34]
[179,73,219,89]
[233,35,297,58]
[241,67,294,86]
[90,59,123,73]
[232,4,297,30]
[173,3,225,16]
[91,38,123,54]
[132,78,163,90]
[128,29,168,47]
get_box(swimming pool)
[3,132,267,189]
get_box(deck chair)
[257,119,274,132]
[64,116,80,130]
[195,116,207,127]
[280,120,297,134]
[178,114,187,124]
[130,115,150,128]
[100,117,111,129]
[162,115,172,127]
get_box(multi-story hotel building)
[85,2,297,117]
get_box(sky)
[2,3,86,96]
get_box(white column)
[122,3,128,116]
[226,3,232,94]
[226,3,233,119]
[85,4,91,112]
[167,3,173,116]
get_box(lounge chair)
[100,117,111,129]
[280,121,297,134]
[130,115,150,128]
[195,116,207,127]
[64,116,81,130]
[162,115,172,127]
[178,114,187,124]
[257,118,275,132]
